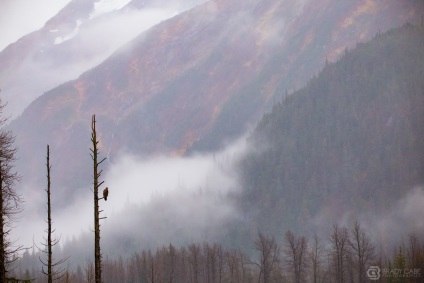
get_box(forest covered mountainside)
[7,0,423,207]
[11,24,424,283]
[237,23,424,241]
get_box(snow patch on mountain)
[90,0,132,19]
[0,0,71,51]
[54,20,82,44]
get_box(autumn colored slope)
[8,0,423,203]
[0,0,205,118]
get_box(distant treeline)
[13,221,424,283]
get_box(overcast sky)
[0,0,71,51]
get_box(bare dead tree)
[329,224,350,283]
[216,244,225,283]
[146,250,158,283]
[126,253,143,282]
[164,247,178,283]
[283,230,308,283]
[225,248,251,283]
[348,221,375,283]
[225,249,238,283]
[253,232,280,283]
[90,115,107,283]
[238,249,252,282]
[309,233,326,283]
[204,243,218,283]
[188,244,201,283]
[85,260,95,283]
[406,233,424,283]
[0,99,22,281]
[37,145,69,282]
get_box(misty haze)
[1,0,424,282]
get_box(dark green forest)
[11,24,424,282]
[238,23,424,238]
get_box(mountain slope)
[23,24,424,260]
[6,6,424,267]
[0,0,205,118]
[190,0,424,152]
[238,24,424,239]
[8,0,424,205]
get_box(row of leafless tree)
[13,224,424,283]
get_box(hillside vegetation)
[239,23,424,237]
[10,23,424,283]
[9,0,423,204]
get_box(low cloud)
[309,186,424,252]
[371,187,424,249]
[13,136,248,261]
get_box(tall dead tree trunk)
[46,145,52,283]
[90,115,106,283]
[38,145,68,282]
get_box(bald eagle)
[103,187,109,201]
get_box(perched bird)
[103,187,109,201]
